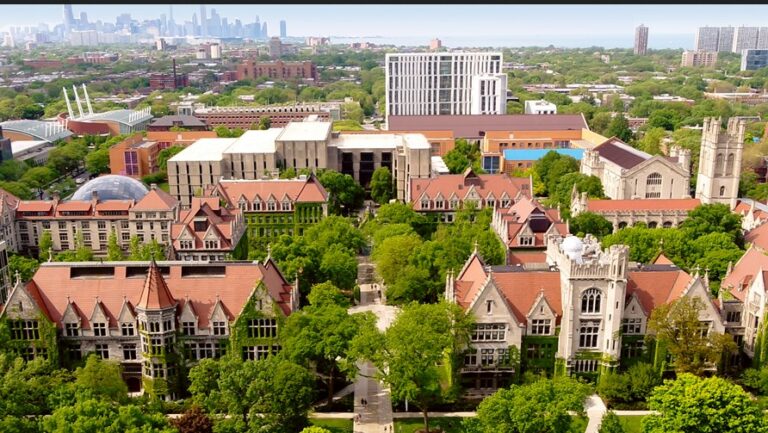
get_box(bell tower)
[695,117,745,209]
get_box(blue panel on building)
[503,148,585,161]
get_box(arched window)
[715,153,724,175]
[581,288,602,314]
[646,172,662,186]
[726,153,735,176]
[662,221,673,228]
[648,221,658,228]
[720,185,726,196]
[618,221,628,229]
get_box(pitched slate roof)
[410,169,531,210]
[593,137,650,169]
[137,260,176,310]
[388,114,588,138]
[586,198,701,213]
[722,246,768,302]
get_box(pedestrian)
[361,397,365,407]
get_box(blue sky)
[3,4,768,39]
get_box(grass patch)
[570,416,588,432]
[618,415,645,433]
[394,417,464,433]
[310,418,353,433]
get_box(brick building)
[235,60,318,82]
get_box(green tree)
[647,108,683,131]
[282,282,374,403]
[370,166,393,205]
[20,166,56,193]
[643,373,768,433]
[47,142,87,175]
[570,212,613,238]
[74,354,128,403]
[157,145,184,171]
[9,254,40,282]
[280,167,297,179]
[318,169,365,215]
[470,376,592,433]
[637,127,667,155]
[258,116,272,130]
[680,203,743,245]
[350,302,473,432]
[84,148,110,175]
[300,427,332,433]
[74,232,94,261]
[38,230,53,261]
[443,138,481,174]
[0,160,28,182]
[647,297,738,375]
[42,398,174,433]
[106,230,123,261]
[605,113,634,142]
[599,411,626,433]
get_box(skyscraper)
[262,22,268,38]
[192,12,198,36]
[255,16,261,38]
[733,26,759,53]
[63,4,74,34]
[200,5,207,37]
[695,27,720,51]
[717,26,734,52]
[280,20,286,38]
[634,24,648,55]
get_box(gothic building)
[446,234,723,396]
[0,259,298,399]
[695,116,745,209]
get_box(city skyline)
[2,4,768,44]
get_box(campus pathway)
[584,394,608,433]
[348,283,399,433]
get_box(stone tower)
[546,234,629,376]
[695,117,745,209]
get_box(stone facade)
[695,117,745,210]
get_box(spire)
[266,243,272,262]
[48,246,53,262]
[137,259,176,310]
[473,240,479,255]
[725,261,734,278]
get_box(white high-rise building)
[69,30,98,47]
[757,27,768,49]
[733,26,760,53]
[385,52,507,119]
[718,26,735,52]
[695,26,720,51]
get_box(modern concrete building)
[741,49,768,71]
[718,26,735,52]
[634,24,648,55]
[385,52,507,120]
[524,100,557,115]
[733,26,760,53]
[681,50,719,67]
[695,26,721,51]
[192,103,338,129]
[168,121,432,206]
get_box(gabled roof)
[722,246,768,302]
[171,196,241,251]
[410,169,531,210]
[215,174,328,207]
[593,137,650,169]
[133,187,178,211]
[22,261,295,329]
[137,260,176,310]
[586,198,700,212]
[746,223,768,251]
[627,267,693,314]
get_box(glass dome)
[71,175,149,201]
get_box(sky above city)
[3,4,768,46]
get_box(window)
[497,348,510,365]
[450,199,459,209]
[179,240,194,250]
[182,321,196,336]
[480,348,495,366]
[726,153,734,175]
[267,201,276,211]
[97,221,106,230]
[530,319,551,335]
[501,198,511,207]
[121,323,135,336]
[471,323,506,341]
[622,341,645,359]
[519,235,533,246]
[121,221,129,229]
[574,359,599,373]
[149,321,160,333]
[579,321,599,348]
[65,323,79,337]
[98,233,106,242]
[464,349,477,366]
[645,172,662,198]
[242,345,279,361]
[163,319,173,332]
[699,321,712,338]
[526,342,554,360]
[421,199,430,209]
[66,343,82,361]
[282,201,291,211]
[42,221,50,229]
[58,221,66,230]
[486,199,496,208]
[204,240,219,249]
[622,318,642,334]
[726,311,742,323]
[10,320,39,340]
[123,344,137,360]
[720,186,726,196]
[95,344,109,359]
[122,232,130,242]
[581,288,602,314]
[253,201,261,211]
[213,321,227,336]
[247,318,278,338]
[136,222,143,230]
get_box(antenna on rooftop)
[82,84,93,115]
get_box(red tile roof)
[56,201,93,213]
[171,197,242,251]
[215,174,328,208]
[746,223,768,251]
[95,201,133,212]
[722,246,768,302]
[411,169,531,210]
[493,271,563,324]
[22,261,294,329]
[137,260,176,310]
[586,198,701,212]
[17,201,54,213]
[388,114,588,139]
[132,188,178,211]
[627,268,693,314]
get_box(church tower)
[695,117,745,209]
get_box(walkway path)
[348,283,399,433]
[584,394,607,433]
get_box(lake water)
[330,34,694,50]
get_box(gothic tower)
[695,117,745,209]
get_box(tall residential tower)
[634,24,648,55]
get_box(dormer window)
[267,201,276,211]
[204,240,219,249]
[501,198,511,207]
[421,199,430,209]
[239,201,247,211]
[435,199,444,209]
[486,300,493,314]
[121,322,135,336]
[92,322,107,337]
[253,201,261,211]
[530,319,551,335]
[213,321,227,336]
[282,200,291,211]
[65,322,80,337]
[520,236,533,246]
[487,199,496,208]
[180,240,194,250]
[450,199,459,210]
[182,321,196,336]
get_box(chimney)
[150,183,158,190]
[91,190,99,203]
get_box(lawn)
[618,415,645,433]
[394,417,465,433]
[310,418,353,433]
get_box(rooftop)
[593,137,650,169]
[79,108,153,126]
[504,148,584,161]
[223,128,283,154]
[149,115,207,128]
[387,114,588,139]
[331,132,429,150]
[169,138,238,162]
[1,120,72,142]
[275,121,331,142]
